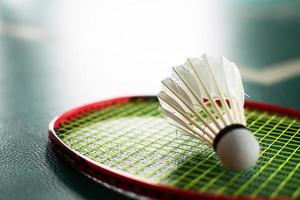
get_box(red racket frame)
[49,96,300,200]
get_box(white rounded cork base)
[215,128,260,171]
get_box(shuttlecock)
[158,54,260,171]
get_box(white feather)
[172,65,202,102]
[158,54,247,144]
[157,91,187,118]
[158,55,259,170]
[159,107,213,144]
[172,65,223,132]
[184,55,244,105]
[221,57,244,106]
[161,78,193,109]
[160,107,198,138]
[159,107,189,129]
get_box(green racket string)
[57,98,300,198]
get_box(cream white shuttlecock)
[158,54,260,171]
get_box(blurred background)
[1,1,300,200]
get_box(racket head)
[49,96,300,200]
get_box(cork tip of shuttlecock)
[215,127,260,171]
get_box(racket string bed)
[55,98,300,198]
[171,110,261,191]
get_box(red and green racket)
[49,96,300,200]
